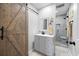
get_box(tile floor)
[29,45,73,56]
[29,40,79,56]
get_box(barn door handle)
[0,26,4,40]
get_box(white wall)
[28,4,39,53]
[70,4,77,41]
[39,5,56,18]
[38,5,56,35]
[77,4,79,40]
[75,4,79,55]
[56,16,67,37]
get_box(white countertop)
[34,34,54,37]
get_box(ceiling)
[56,3,71,16]
[31,3,52,10]
[31,3,65,10]
[30,3,71,16]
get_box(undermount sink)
[34,34,54,37]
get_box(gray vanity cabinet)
[34,34,54,56]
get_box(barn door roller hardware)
[0,26,4,40]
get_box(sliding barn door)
[0,3,28,56]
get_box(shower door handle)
[0,26,4,40]
[69,41,75,46]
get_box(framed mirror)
[43,19,47,30]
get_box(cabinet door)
[34,36,40,51]
[46,37,54,56]
[40,36,47,55]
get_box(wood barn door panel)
[0,4,28,56]
[0,4,12,28]
[0,3,11,56]
[11,4,21,19]
[0,38,7,55]
[7,4,27,55]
